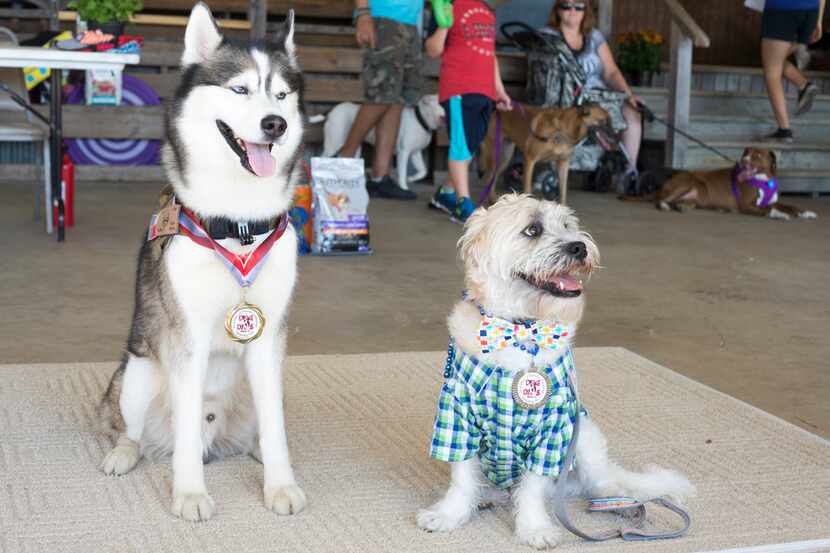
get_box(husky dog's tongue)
[243,141,276,178]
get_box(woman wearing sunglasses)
[541,0,643,169]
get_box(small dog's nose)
[564,241,587,260]
[261,115,287,140]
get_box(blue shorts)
[442,94,494,162]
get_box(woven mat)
[1,348,828,553]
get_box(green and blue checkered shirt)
[429,341,579,489]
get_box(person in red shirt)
[426,0,512,223]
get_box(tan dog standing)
[479,103,617,206]
[657,147,817,220]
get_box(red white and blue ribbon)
[177,207,288,288]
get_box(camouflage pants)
[362,17,423,105]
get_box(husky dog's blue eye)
[230,85,249,95]
[276,91,287,100]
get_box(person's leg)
[783,57,808,90]
[762,37,794,130]
[448,158,472,198]
[621,102,642,170]
[338,103,390,158]
[371,103,404,179]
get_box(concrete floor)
[1,180,828,439]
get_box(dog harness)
[732,164,779,208]
[430,339,579,488]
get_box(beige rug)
[1,348,828,553]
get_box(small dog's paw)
[416,503,472,532]
[100,442,140,476]
[799,210,817,219]
[657,201,670,212]
[171,491,215,522]
[515,523,561,549]
[768,208,791,220]
[264,484,306,515]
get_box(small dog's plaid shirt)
[429,342,579,489]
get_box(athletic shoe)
[796,81,818,116]
[429,186,458,214]
[450,196,476,224]
[368,175,417,200]
[764,128,794,144]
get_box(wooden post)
[249,0,267,41]
[666,21,692,170]
[597,0,613,39]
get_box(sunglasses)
[558,2,586,11]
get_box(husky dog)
[99,3,306,521]
[417,194,694,548]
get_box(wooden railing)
[664,0,710,169]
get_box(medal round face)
[512,370,552,409]
[225,303,265,343]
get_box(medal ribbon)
[479,315,573,354]
[178,207,288,287]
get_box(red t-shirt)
[437,0,497,102]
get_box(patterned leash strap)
[551,369,692,542]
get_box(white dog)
[417,194,694,548]
[319,94,444,189]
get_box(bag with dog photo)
[310,157,372,255]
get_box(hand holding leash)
[355,14,375,48]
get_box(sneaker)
[450,196,476,224]
[796,81,818,116]
[369,175,417,200]
[429,186,458,214]
[764,128,794,144]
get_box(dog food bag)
[289,183,313,255]
[310,157,372,255]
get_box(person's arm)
[494,57,513,110]
[597,41,641,108]
[354,0,375,48]
[811,0,825,43]
[425,27,449,58]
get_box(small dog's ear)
[457,207,488,268]
[768,150,777,174]
[182,2,223,66]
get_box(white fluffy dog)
[417,194,694,548]
[320,94,444,189]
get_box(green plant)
[67,0,143,23]
[616,30,664,74]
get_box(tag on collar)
[147,198,181,241]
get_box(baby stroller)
[500,22,650,199]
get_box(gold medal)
[225,303,266,343]
[512,369,552,410]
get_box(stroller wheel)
[541,171,559,201]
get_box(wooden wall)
[611,0,829,68]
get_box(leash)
[551,364,692,542]
[637,102,734,164]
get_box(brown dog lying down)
[657,147,817,220]
[479,103,617,205]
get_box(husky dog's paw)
[416,501,473,532]
[515,523,561,549]
[799,210,817,219]
[265,484,306,515]
[171,491,215,522]
[100,440,140,476]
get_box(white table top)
[0,46,140,71]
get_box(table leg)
[50,67,64,241]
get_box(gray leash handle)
[551,371,692,542]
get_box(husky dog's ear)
[182,2,223,66]
[278,9,296,59]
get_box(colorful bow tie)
[478,315,573,354]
